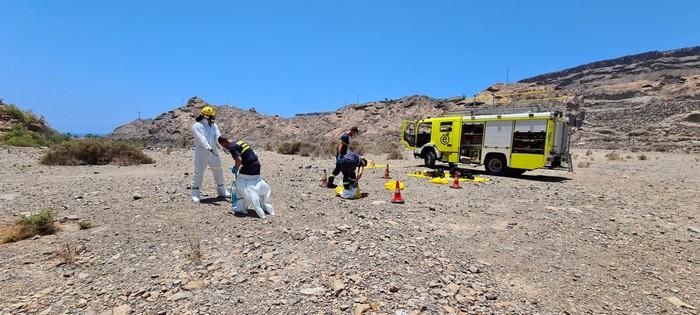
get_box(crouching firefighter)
[191,106,230,203]
[338,151,367,199]
[218,137,274,218]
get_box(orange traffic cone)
[391,180,405,204]
[320,169,328,187]
[383,164,391,179]
[450,171,462,189]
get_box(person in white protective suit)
[190,106,231,203]
[218,137,274,218]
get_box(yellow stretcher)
[406,170,490,184]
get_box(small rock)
[262,252,274,260]
[132,193,142,200]
[445,283,460,296]
[300,287,325,296]
[370,201,386,205]
[63,215,80,221]
[441,305,455,314]
[168,291,192,301]
[485,292,498,300]
[468,265,480,274]
[182,280,206,290]
[332,279,345,292]
[389,283,400,293]
[291,232,305,241]
[353,303,371,315]
[688,226,700,234]
[666,296,695,309]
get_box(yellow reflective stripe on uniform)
[236,141,250,153]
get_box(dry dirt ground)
[0,147,698,315]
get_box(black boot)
[326,176,337,188]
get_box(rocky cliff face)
[110,46,700,153]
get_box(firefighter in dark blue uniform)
[327,126,359,188]
[339,151,367,191]
[218,137,274,218]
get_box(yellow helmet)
[200,106,216,118]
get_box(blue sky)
[1,0,698,134]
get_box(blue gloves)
[230,166,239,174]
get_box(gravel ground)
[0,147,698,315]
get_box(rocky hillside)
[517,46,700,151]
[0,99,70,147]
[110,46,700,153]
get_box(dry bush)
[313,140,337,158]
[577,161,591,168]
[386,148,404,160]
[187,235,202,264]
[348,141,366,155]
[297,143,317,157]
[585,149,593,156]
[57,240,79,264]
[1,210,58,243]
[41,139,154,166]
[78,220,94,230]
[277,142,302,155]
[277,141,330,157]
[638,154,648,160]
[605,151,622,161]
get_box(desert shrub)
[277,141,317,156]
[605,151,622,161]
[0,210,58,243]
[348,141,366,155]
[297,143,317,157]
[585,149,593,156]
[577,161,591,168]
[57,240,78,264]
[78,220,94,230]
[638,154,648,160]
[313,140,337,158]
[277,142,302,155]
[40,139,155,166]
[386,148,404,160]
[0,127,45,147]
[187,235,202,264]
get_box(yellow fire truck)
[400,108,580,175]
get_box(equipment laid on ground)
[407,170,489,184]
[391,180,405,204]
[400,106,582,175]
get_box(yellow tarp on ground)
[364,161,387,169]
[406,171,490,184]
[383,180,406,191]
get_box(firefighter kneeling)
[337,151,367,199]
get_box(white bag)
[235,174,274,218]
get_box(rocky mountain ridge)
[110,46,700,153]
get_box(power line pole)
[506,67,509,83]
